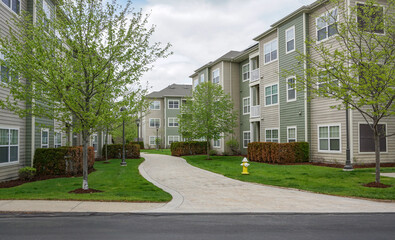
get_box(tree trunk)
[105,128,108,162]
[82,129,89,190]
[373,128,381,184]
[206,138,210,160]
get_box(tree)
[291,0,394,184]
[0,0,170,190]
[179,82,237,159]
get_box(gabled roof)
[190,50,242,77]
[147,84,192,98]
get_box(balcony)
[250,68,260,83]
[250,105,260,118]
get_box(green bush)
[247,142,309,164]
[102,144,140,159]
[18,167,36,181]
[226,139,240,155]
[170,141,207,156]
[130,141,144,149]
[33,147,95,176]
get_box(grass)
[0,158,172,202]
[141,149,171,155]
[184,155,395,200]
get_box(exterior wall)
[165,97,182,148]
[259,30,280,141]
[239,59,250,155]
[278,14,306,143]
[143,98,165,149]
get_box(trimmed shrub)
[33,147,95,176]
[18,167,36,180]
[102,144,140,159]
[170,141,207,156]
[247,142,309,164]
[131,141,144,149]
[226,139,240,155]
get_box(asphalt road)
[0,213,394,240]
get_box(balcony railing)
[251,68,260,83]
[250,105,260,118]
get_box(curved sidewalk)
[139,153,395,213]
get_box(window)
[316,8,338,41]
[287,77,296,102]
[41,129,49,148]
[213,139,221,148]
[212,69,220,84]
[0,128,18,163]
[55,132,62,148]
[242,64,250,81]
[168,118,179,127]
[317,69,339,94]
[359,124,386,152]
[92,134,98,152]
[265,84,278,106]
[194,79,199,88]
[319,125,340,152]
[287,127,297,143]
[357,3,384,34]
[243,131,251,148]
[168,135,180,145]
[149,101,160,110]
[149,136,159,145]
[149,118,160,128]
[168,100,179,109]
[265,129,279,142]
[1,0,20,14]
[243,97,250,115]
[264,39,278,64]
[200,74,205,83]
[286,26,295,53]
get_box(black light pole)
[156,126,159,150]
[135,119,140,142]
[343,107,353,171]
[120,107,127,167]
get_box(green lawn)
[141,149,171,155]
[0,158,172,202]
[184,155,395,200]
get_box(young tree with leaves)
[291,0,394,184]
[179,82,237,159]
[0,0,170,190]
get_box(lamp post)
[343,107,353,171]
[120,107,127,167]
[135,118,140,142]
[156,125,159,150]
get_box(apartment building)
[190,0,395,164]
[142,84,192,149]
[0,0,109,181]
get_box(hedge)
[130,141,144,149]
[33,146,95,176]
[102,144,140,159]
[170,141,207,156]
[247,142,309,164]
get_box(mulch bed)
[68,188,103,194]
[0,169,96,189]
[363,182,392,188]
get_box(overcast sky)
[119,0,317,92]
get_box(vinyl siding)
[239,59,251,155]
[143,98,164,148]
[165,97,182,148]
[278,14,306,143]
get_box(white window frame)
[149,100,160,110]
[285,26,295,54]
[168,100,179,109]
[149,136,159,146]
[41,128,49,148]
[264,84,279,106]
[149,118,160,128]
[287,126,297,143]
[54,131,62,148]
[212,68,220,84]
[243,97,250,115]
[316,7,338,43]
[168,135,180,145]
[318,124,341,153]
[356,2,385,35]
[168,117,179,127]
[242,63,250,81]
[264,39,278,64]
[0,0,20,15]
[286,76,296,102]
[358,122,388,154]
[265,128,279,143]
[200,74,205,83]
[91,133,98,152]
[0,127,19,164]
[243,131,251,148]
[213,138,221,148]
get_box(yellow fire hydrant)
[241,157,250,175]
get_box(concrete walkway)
[138,153,395,213]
